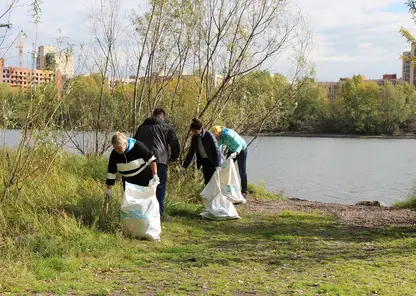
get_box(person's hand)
[148,174,160,188]
[104,188,112,198]
[181,167,187,176]
[216,166,222,171]
[230,152,238,159]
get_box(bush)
[247,181,285,200]
[0,153,208,243]
[394,196,416,209]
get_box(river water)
[246,136,416,206]
[3,130,415,206]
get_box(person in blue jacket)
[182,119,222,184]
[210,125,248,198]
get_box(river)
[246,136,416,206]
[2,129,415,206]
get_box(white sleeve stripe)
[120,170,142,178]
[107,173,117,179]
[117,159,146,172]
[120,156,156,178]
[146,156,156,165]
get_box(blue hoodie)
[124,138,136,154]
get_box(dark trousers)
[237,148,248,194]
[200,158,216,185]
[156,163,168,216]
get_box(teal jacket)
[218,128,247,154]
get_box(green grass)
[2,207,415,295]
[248,181,285,200]
[394,195,416,209]
[1,153,415,295]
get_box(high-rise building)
[411,42,416,87]
[37,46,74,79]
[402,51,411,84]
[402,42,416,87]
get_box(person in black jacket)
[105,132,158,198]
[182,118,222,184]
[134,108,180,218]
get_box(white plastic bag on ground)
[219,157,247,205]
[200,169,240,220]
[120,181,161,241]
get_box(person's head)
[190,118,203,135]
[210,126,223,139]
[112,131,127,154]
[152,108,166,121]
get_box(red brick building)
[382,74,397,80]
[0,58,61,89]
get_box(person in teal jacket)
[210,126,248,198]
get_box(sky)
[1,0,415,81]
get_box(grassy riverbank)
[395,196,416,209]
[1,153,415,295]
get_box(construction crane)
[18,31,23,68]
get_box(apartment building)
[318,74,402,102]
[37,45,75,79]
[402,51,411,84]
[0,58,61,89]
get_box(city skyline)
[1,0,416,81]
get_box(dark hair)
[190,118,203,130]
[152,108,166,117]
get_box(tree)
[90,0,124,153]
[61,0,129,155]
[1,1,67,203]
[0,0,21,58]
[288,79,326,132]
[125,0,312,154]
[339,75,380,133]
[400,1,416,45]
[378,82,406,134]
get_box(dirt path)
[244,198,416,228]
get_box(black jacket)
[134,117,180,166]
[183,129,222,169]
[106,140,156,188]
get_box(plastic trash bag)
[219,157,247,205]
[120,181,161,241]
[200,168,240,220]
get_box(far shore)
[4,128,416,140]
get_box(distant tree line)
[2,73,416,138]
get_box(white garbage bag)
[219,157,247,205]
[120,181,161,241]
[200,169,240,220]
